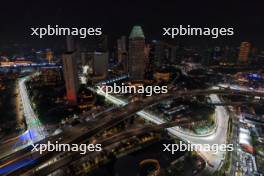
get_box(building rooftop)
[129,25,145,39]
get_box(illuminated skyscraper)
[128,25,146,80]
[239,42,251,62]
[62,36,79,104]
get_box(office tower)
[117,36,128,73]
[153,43,179,64]
[239,42,251,62]
[121,52,128,73]
[93,52,109,78]
[117,36,127,63]
[41,69,62,86]
[128,25,146,80]
[80,52,89,66]
[66,36,75,52]
[151,40,176,67]
[98,35,108,52]
[62,36,79,104]
[80,35,108,52]
[153,40,165,68]
[144,44,151,65]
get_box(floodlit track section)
[19,76,47,144]
[3,86,264,175]
[0,76,48,175]
[94,87,229,172]
[0,76,48,160]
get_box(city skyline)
[0,1,264,176]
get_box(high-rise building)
[128,26,146,80]
[66,36,75,52]
[117,36,127,63]
[144,44,151,65]
[62,52,79,104]
[40,69,62,86]
[79,51,109,81]
[153,41,165,67]
[79,35,108,52]
[62,36,79,104]
[92,52,109,79]
[121,52,129,73]
[151,41,176,67]
[117,36,129,73]
[239,42,251,62]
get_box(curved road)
[95,88,229,172]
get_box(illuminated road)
[0,76,47,160]
[0,76,48,174]
[22,120,187,176]
[218,83,264,94]
[4,86,264,175]
[95,88,229,172]
[18,76,47,144]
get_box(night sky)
[0,0,263,47]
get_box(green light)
[129,25,145,39]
